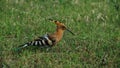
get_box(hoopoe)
[18,19,74,49]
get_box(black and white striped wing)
[19,34,53,49]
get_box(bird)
[16,19,75,50]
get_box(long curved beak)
[66,28,75,35]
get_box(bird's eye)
[61,26,66,29]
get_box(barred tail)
[19,43,29,49]
[13,43,29,52]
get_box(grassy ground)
[0,0,120,68]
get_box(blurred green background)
[0,0,120,68]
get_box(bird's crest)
[49,19,75,35]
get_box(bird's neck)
[55,29,65,41]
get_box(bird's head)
[49,19,75,35]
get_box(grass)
[0,0,120,68]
